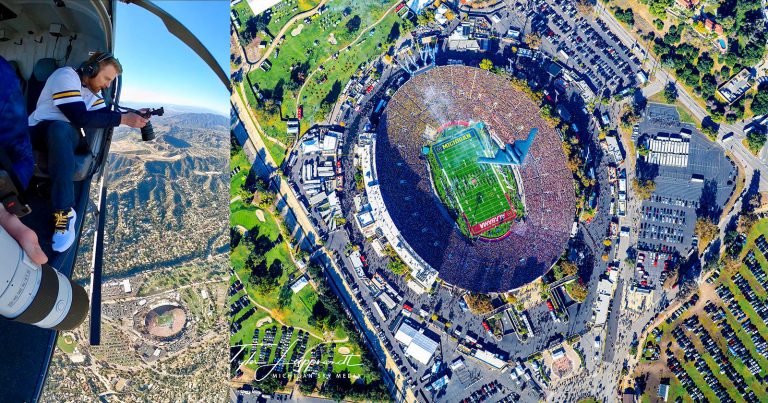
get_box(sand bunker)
[255,210,265,222]
[256,316,273,327]
[338,346,351,355]
[291,24,304,37]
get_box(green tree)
[388,256,409,275]
[633,178,656,199]
[638,143,650,157]
[240,15,267,45]
[663,25,681,45]
[700,73,717,97]
[524,32,542,49]
[663,82,678,103]
[746,126,767,155]
[720,65,731,79]
[576,0,593,15]
[560,261,578,277]
[565,281,588,302]
[696,52,714,73]
[613,7,635,26]
[277,283,293,308]
[464,293,494,314]
[694,217,719,247]
[751,83,768,116]
[648,0,672,18]
[417,10,435,26]
[479,59,494,70]
[346,15,361,33]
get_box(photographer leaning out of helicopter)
[27,51,149,252]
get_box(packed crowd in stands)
[374,65,575,292]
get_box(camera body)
[137,107,164,142]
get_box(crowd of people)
[374,65,575,292]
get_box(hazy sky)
[115,1,230,115]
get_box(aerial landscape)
[229,0,768,401]
[42,110,230,401]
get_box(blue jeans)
[30,120,81,211]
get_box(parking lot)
[636,227,768,402]
[531,0,642,97]
[631,250,673,290]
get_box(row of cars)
[460,380,503,403]
[664,292,699,325]
[633,251,672,289]
[714,285,767,376]
[671,323,733,402]
[682,315,760,402]
[538,0,639,95]
[666,353,705,401]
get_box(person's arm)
[57,101,122,128]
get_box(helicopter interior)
[0,1,116,401]
[0,0,115,260]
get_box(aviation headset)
[79,51,116,78]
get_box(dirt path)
[295,0,402,119]
[252,0,331,72]
[622,272,719,389]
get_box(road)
[233,92,417,401]
[595,2,768,192]
[252,0,331,71]
[295,0,403,117]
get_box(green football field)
[432,125,512,230]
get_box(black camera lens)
[141,121,156,142]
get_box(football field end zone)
[468,209,517,236]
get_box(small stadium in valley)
[375,65,575,293]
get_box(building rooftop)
[290,275,309,293]
[593,269,619,327]
[394,320,439,365]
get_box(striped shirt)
[28,67,107,126]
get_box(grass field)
[264,0,322,35]
[232,0,255,34]
[244,0,400,142]
[156,312,175,327]
[429,123,522,237]
[229,148,379,394]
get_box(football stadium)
[141,303,188,340]
[375,65,575,292]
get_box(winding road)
[252,0,331,72]
[295,0,403,118]
[596,2,768,192]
